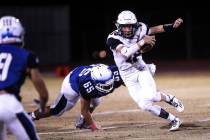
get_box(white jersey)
[106,22,149,76]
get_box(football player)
[29,64,123,131]
[106,10,184,131]
[0,16,49,140]
[74,63,155,129]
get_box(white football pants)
[0,94,40,140]
[120,68,161,115]
[50,73,101,116]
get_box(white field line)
[38,123,154,135]
[38,108,157,135]
[37,107,210,135]
[198,118,210,122]
[94,109,141,115]
[94,106,173,116]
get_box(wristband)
[163,24,174,32]
[90,122,98,131]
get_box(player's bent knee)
[138,102,150,111]
[137,102,156,113]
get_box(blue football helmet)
[90,64,114,93]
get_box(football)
[140,44,154,53]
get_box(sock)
[31,112,36,119]
[159,108,169,119]
[158,108,176,122]
[167,113,176,122]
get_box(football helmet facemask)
[91,65,114,93]
[115,10,139,38]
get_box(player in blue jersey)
[0,16,49,140]
[29,63,123,131]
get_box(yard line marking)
[94,109,141,115]
[93,107,172,116]
[37,108,172,136]
[38,123,154,135]
[198,118,210,122]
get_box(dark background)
[0,2,209,69]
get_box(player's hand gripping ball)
[140,44,154,53]
[139,35,155,53]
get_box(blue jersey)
[0,44,39,101]
[70,64,123,100]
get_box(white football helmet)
[115,10,139,38]
[91,64,114,93]
[0,16,25,45]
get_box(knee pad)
[138,102,161,116]
[138,101,151,111]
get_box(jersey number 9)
[0,53,12,81]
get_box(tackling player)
[29,64,123,131]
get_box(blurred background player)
[29,64,123,131]
[0,16,49,140]
[106,10,184,131]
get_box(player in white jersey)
[106,10,184,131]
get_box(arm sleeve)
[27,51,40,69]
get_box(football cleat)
[167,95,184,112]
[28,112,39,121]
[75,115,90,129]
[169,117,182,131]
[75,115,96,129]
[75,115,85,129]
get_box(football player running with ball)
[106,10,184,131]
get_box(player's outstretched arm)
[148,18,183,35]
[30,68,49,112]
[80,97,100,131]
